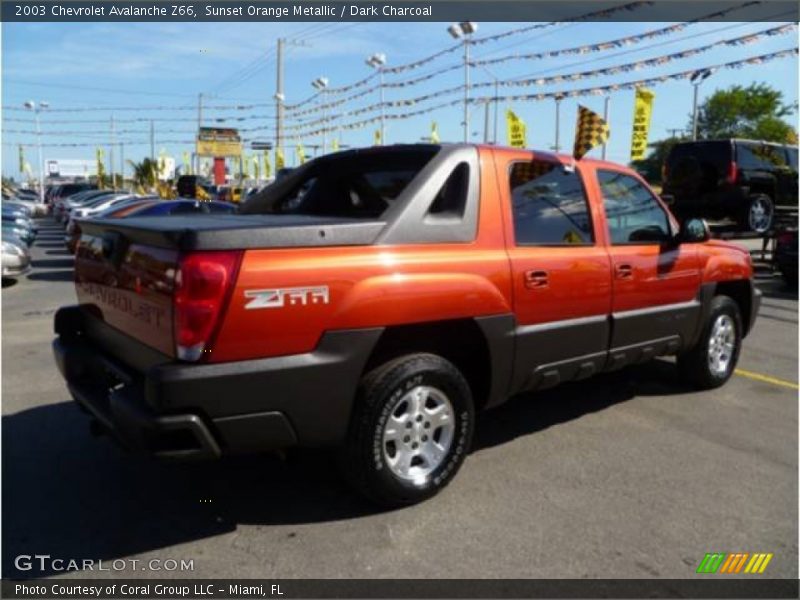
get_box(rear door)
[498,153,612,392]
[593,166,702,367]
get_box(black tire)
[739,194,774,234]
[677,295,743,390]
[342,353,474,507]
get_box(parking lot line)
[735,368,799,390]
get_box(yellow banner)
[332,138,339,152]
[275,148,285,170]
[96,148,105,188]
[506,109,527,149]
[374,129,382,146]
[431,122,440,144]
[630,88,655,161]
[242,154,250,178]
[296,141,306,165]
[182,151,191,175]
[264,152,272,179]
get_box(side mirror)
[660,193,675,206]
[679,218,710,243]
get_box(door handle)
[524,270,549,289]
[615,264,633,279]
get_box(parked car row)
[1,200,36,282]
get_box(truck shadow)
[2,359,690,578]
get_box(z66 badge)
[244,286,330,309]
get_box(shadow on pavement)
[27,271,74,283]
[2,277,20,289]
[32,258,74,269]
[3,360,694,578]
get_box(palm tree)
[126,158,158,194]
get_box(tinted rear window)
[243,149,438,219]
[667,142,731,175]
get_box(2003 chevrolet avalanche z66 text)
[53,144,760,506]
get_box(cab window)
[597,170,671,244]
[509,160,594,245]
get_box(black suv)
[663,139,798,234]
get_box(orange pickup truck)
[53,144,760,506]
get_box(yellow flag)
[182,151,191,175]
[296,141,306,165]
[264,152,272,179]
[630,88,655,161]
[242,154,250,178]
[332,138,339,152]
[18,146,25,173]
[275,147,285,170]
[252,155,259,181]
[374,129,382,146]
[506,110,527,148]
[431,122,440,144]
[573,105,610,160]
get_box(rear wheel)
[677,295,742,390]
[342,353,474,507]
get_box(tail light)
[174,251,241,362]
[726,161,738,184]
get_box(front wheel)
[677,295,743,390]
[342,353,474,507]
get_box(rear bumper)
[53,305,382,459]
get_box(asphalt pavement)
[2,219,797,580]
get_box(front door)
[594,167,702,368]
[500,155,612,393]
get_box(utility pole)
[483,100,491,143]
[109,115,116,191]
[366,53,387,144]
[601,96,610,160]
[198,93,204,130]
[150,120,155,161]
[554,95,563,153]
[275,38,285,157]
[120,142,125,185]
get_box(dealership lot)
[2,219,797,579]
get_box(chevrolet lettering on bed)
[53,144,760,506]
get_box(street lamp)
[447,21,478,143]
[23,100,48,204]
[311,76,329,154]
[690,68,714,141]
[366,52,387,145]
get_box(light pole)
[690,68,714,141]
[366,53,387,145]
[23,100,48,204]
[448,22,478,143]
[479,65,500,144]
[553,94,564,153]
[311,76,329,154]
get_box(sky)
[1,16,798,180]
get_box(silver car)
[2,238,31,279]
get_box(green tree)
[126,158,158,193]
[692,82,796,142]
